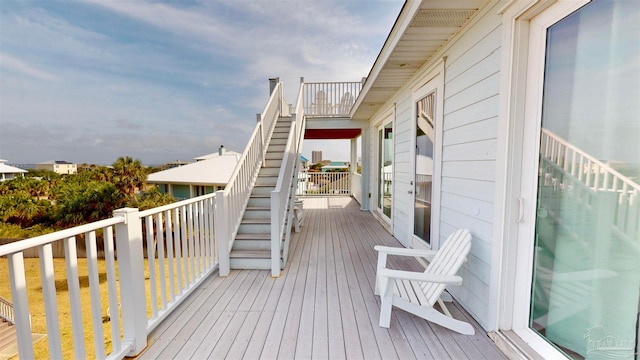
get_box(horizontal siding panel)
[446,24,502,81]
[440,177,495,203]
[444,72,500,115]
[458,266,490,306]
[443,117,498,145]
[441,160,496,182]
[440,192,493,224]
[439,222,492,274]
[444,95,499,131]
[442,139,497,162]
[449,281,489,329]
[446,48,501,99]
[439,208,493,247]
[463,253,492,286]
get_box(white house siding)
[438,7,502,329]
[365,4,503,330]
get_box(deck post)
[215,190,230,276]
[113,207,147,356]
[270,190,281,277]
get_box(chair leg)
[379,294,393,328]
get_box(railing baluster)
[86,231,106,359]
[165,210,175,302]
[39,243,63,359]
[64,236,86,359]
[188,203,196,282]
[180,205,189,285]
[173,207,183,294]
[194,202,201,276]
[104,226,121,354]
[156,213,167,309]
[145,215,158,318]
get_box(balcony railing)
[303,81,363,117]
[0,193,219,359]
[296,171,351,196]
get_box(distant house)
[299,155,309,170]
[0,160,28,181]
[321,161,349,172]
[36,160,77,174]
[147,146,240,200]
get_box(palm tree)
[112,156,147,198]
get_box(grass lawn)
[0,256,174,359]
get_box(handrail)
[217,81,285,276]
[0,296,14,324]
[270,81,307,276]
[0,216,124,257]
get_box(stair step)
[236,233,270,240]
[243,207,270,220]
[265,159,283,167]
[229,250,271,259]
[255,176,277,186]
[239,219,270,233]
[259,167,280,176]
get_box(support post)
[113,208,147,356]
[215,190,230,276]
[360,127,371,210]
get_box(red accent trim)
[304,128,361,139]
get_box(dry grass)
[0,256,177,359]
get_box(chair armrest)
[374,245,436,260]
[378,268,463,285]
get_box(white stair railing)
[217,80,285,276]
[270,81,306,276]
[0,193,219,359]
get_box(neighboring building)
[160,160,191,170]
[311,151,322,164]
[0,160,28,181]
[36,160,77,174]
[299,155,309,170]
[320,161,349,172]
[147,146,240,200]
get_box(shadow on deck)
[138,197,505,359]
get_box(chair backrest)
[421,229,472,306]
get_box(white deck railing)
[351,172,362,204]
[296,171,351,196]
[270,82,306,276]
[216,81,286,276]
[0,194,219,359]
[0,296,14,324]
[539,129,639,247]
[303,81,363,117]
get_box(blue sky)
[0,0,403,165]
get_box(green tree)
[136,187,176,210]
[112,156,147,199]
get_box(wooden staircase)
[0,319,16,355]
[230,116,292,269]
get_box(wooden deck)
[138,197,505,359]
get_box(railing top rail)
[0,296,11,306]
[542,128,640,192]
[0,216,124,257]
[138,192,216,217]
[302,81,363,85]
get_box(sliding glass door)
[522,1,640,358]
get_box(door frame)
[493,0,591,357]
[409,67,444,250]
[374,111,395,228]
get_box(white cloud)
[0,54,60,81]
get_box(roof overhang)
[351,0,488,120]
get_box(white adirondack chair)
[374,228,475,335]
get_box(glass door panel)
[377,122,393,219]
[414,92,436,244]
[529,1,640,359]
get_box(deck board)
[138,197,505,360]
